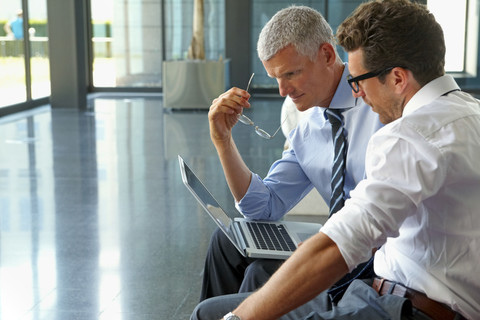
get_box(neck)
[324,62,345,107]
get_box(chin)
[295,104,310,112]
[378,115,392,125]
[292,100,311,112]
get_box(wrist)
[223,312,241,320]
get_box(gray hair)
[257,5,337,61]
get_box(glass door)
[0,0,50,109]
[1,2,26,107]
[29,0,50,99]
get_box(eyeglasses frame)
[237,73,287,140]
[347,66,402,93]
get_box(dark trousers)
[200,228,283,301]
[192,279,431,320]
[200,227,375,302]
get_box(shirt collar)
[403,75,460,117]
[329,62,359,111]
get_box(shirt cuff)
[320,213,374,272]
[235,172,272,220]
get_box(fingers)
[210,87,251,116]
[208,88,252,142]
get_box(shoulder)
[400,92,480,139]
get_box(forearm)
[233,232,348,320]
[214,137,252,202]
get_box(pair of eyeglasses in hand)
[237,73,287,139]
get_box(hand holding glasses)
[237,73,287,139]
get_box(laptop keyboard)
[246,222,296,252]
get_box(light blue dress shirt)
[237,63,383,220]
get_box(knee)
[246,259,282,277]
[211,227,225,241]
[191,299,214,320]
[241,259,283,292]
[191,294,249,320]
[209,228,227,248]
[208,227,235,254]
[244,260,264,279]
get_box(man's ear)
[391,67,409,93]
[391,67,422,95]
[319,43,337,66]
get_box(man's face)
[347,48,403,124]
[262,44,337,111]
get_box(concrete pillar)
[47,0,88,109]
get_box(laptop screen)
[179,156,233,231]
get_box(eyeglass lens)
[349,79,359,93]
[238,113,286,139]
[236,72,286,139]
[347,67,396,93]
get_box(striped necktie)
[325,108,346,217]
[324,110,375,304]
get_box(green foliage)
[29,20,48,37]
[0,20,7,36]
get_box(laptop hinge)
[233,221,248,250]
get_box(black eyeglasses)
[347,66,397,93]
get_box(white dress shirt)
[321,75,480,319]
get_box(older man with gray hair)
[199,5,382,304]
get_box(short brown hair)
[337,0,445,86]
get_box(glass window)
[0,2,26,107]
[250,0,480,89]
[428,0,468,73]
[91,0,163,87]
[29,0,50,99]
[91,0,225,88]
[0,0,49,109]
[164,0,225,61]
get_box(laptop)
[178,155,322,259]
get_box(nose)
[277,78,292,97]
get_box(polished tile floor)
[0,95,289,319]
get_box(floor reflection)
[0,95,284,319]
